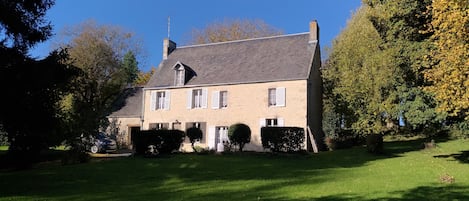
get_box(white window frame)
[212,90,228,109]
[187,88,208,109]
[151,90,170,111]
[175,69,185,86]
[260,118,285,127]
[268,87,286,107]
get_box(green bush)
[186,127,203,152]
[366,134,383,154]
[133,130,185,155]
[324,129,360,151]
[228,123,251,151]
[261,127,304,153]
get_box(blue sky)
[29,0,362,71]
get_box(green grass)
[1,139,468,201]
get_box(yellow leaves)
[424,0,469,117]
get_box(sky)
[29,0,362,71]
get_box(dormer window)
[175,68,185,86]
[173,61,196,86]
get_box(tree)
[0,0,79,165]
[0,0,54,51]
[134,66,156,86]
[228,123,251,152]
[56,20,143,143]
[324,1,442,136]
[324,6,398,135]
[185,127,203,152]
[187,19,283,45]
[122,51,139,84]
[424,0,469,119]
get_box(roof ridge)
[178,32,309,49]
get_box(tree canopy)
[0,0,80,163]
[56,20,144,139]
[186,19,283,45]
[324,0,443,136]
[0,0,54,51]
[424,0,469,119]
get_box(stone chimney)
[163,38,176,60]
[309,20,319,44]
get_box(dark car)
[90,132,117,153]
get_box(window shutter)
[150,91,156,111]
[187,89,192,109]
[259,118,266,128]
[276,87,286,107]
[208,127,216,150]
[212,91,220,109]
[278,118,284,126]
[201,88,208,108]
[164,91,171,110]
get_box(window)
[149,123,169,130]
[193,89,202,108]
[150,91,170,110]
[187,88,207,109]
[175,69,184,86]
[268,87,286,107]
[268,88,276,106]
[260,118,284,127]
[220,91,228,108]
[266,118,278,127]
[212,90,228,109]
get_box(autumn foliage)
[424,0,469,118]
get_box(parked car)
[89,132,117,153]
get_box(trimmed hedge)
[261,127,304,153]
[132,130,185,155]
[228,123,251,151]
[186,127,203,152]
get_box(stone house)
[110,21,324,152]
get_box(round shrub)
[228,123,251,151]
[186,127,203,152]
[366,134,383,154]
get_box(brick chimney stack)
[309,20,319,44]
[163,38,176,60]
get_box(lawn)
[0,139,468,201]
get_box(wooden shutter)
[212,91,220,109]
[164,91,171,110]
[187,89,192,109]
[208,127,216,150]
[259,118,266,128]
[201,88,208,108]
[278,118,284,126]
[276,87,286,107]
[150,91,156,111]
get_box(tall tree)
[0,0,53,51]
[122,51,139,84]
[0,0,79,163]
[365,0,443,132]
[324,0,442,136]
[424,0,469,119]
[324,6,397,135]
[187,19,283,45]
[57,20,144,140]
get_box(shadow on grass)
[0,139,438,200]
[313,184,469,201]
[434,151,469,164]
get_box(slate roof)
[108,87,142,118]
[146,33,317,88]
